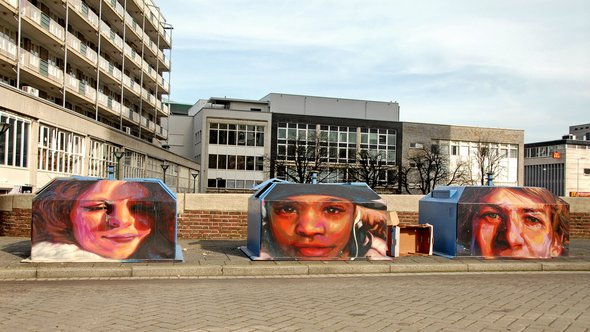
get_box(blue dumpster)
[419,186,569,258]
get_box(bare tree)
[473,142,505,185]
[400,144,470,194]
[348,149,398,191]
[270,132,333,183]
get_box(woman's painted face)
[472,189,560,258]
[269,194,355,258]
[70,180,152,259]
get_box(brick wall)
[0,209,31,237]
[177,210,247,239]
[1,194,590,240]
[569,212,590,239]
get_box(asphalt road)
[0,272,588,331]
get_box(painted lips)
[295,245,335,257]
[103,235,138,243]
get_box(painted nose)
[295,208,325,237]
[107,200,133,228]
[504,212,525,248]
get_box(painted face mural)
[260,184,389,260]
[458,187,569,258]
[31,178,177,262]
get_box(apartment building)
[0,0,199,193]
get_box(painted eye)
[481,212,500,221]
[84,204,107,211]
[276,205,297,214]
[325,206,344,214]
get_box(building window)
[0,113,30,168]
[88,139,118,177]
[209,121,265,147]
[38,125,85,174]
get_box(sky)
[156,0,589,143]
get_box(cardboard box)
[388,224,433,257]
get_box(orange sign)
[552,152,561,159]
[570,192,590,197]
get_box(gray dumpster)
[243,182,390,260]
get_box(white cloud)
[157,0,590,142]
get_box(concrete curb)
[1,261,589,280]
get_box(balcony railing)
[148,120,155,131]
[19,48,63,83]
[97,91,121,115]
[0,33,17,60]
[123,43,142,68]
[106,0,124,19]
[65,73,96,101]
[99,56,122,81]
[22,0,64,41]
[122,74,141,96]
[140,115,148,127]
[143,60,157,81]
[68,0,99,29]
[100,20,123,50]
[66,32,97,64]
[2,0,17,9]
[162,103,170,116]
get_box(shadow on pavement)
[1,240,31,259]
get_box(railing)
[98,55,122,81]
[97,91,121,115]
[66,32,97,64]
[148,120,155,131]
[162,26,171,46]
[131,110,139,122]
[68,0,99,29]
[142,60,157,81]
[0,33,17,60]
[158,75,169,92]
[21,0,64,41]
[140,115,148,127]
[100,20,123,50]
[65,73,96,101]
[121,104,131,120]
[2,0,17,9]
[123,44,142,68]
[162,103,170,115]
[105,0,124,19]
[19,48,63,83]
[122,74,141,95]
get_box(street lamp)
[113,150,124,180]
[216,177,222,193]
[0,121,11,136]
[161,161,169,184]
[191,170,199,193]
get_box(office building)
[173,93,523,193]
[525,127,590,196]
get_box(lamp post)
[216,177,222,193]
[161,161,169,184]
[191,170,199,193]
[113,150,124,180]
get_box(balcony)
[100,20,123,50]
[0,33,17,61]
[122,74,141,96]
[21,0,65,42]
[65,73,96,102]
[141,87,156,107]
[97,91,121,116]
[66,32,97,65]
[157,75,169,94]
[68,0,99,29]
[105,0,124,19]
[142,60,157,82]
[124,43,142,69]
[98,56,122,82]
[1,0,17,10]
[124,11,144,44]
[19,48,63,84]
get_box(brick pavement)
[0,237,590,280]
[0,273,588,331]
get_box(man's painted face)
[71,180,152,259]
[269,194,355,258]
[472,189,560,258]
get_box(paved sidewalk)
[1,237,589,280]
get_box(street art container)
[419,186,569,258]
[31,177,182,262]
[243,182,390,260]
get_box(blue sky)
[156,0,589,143]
